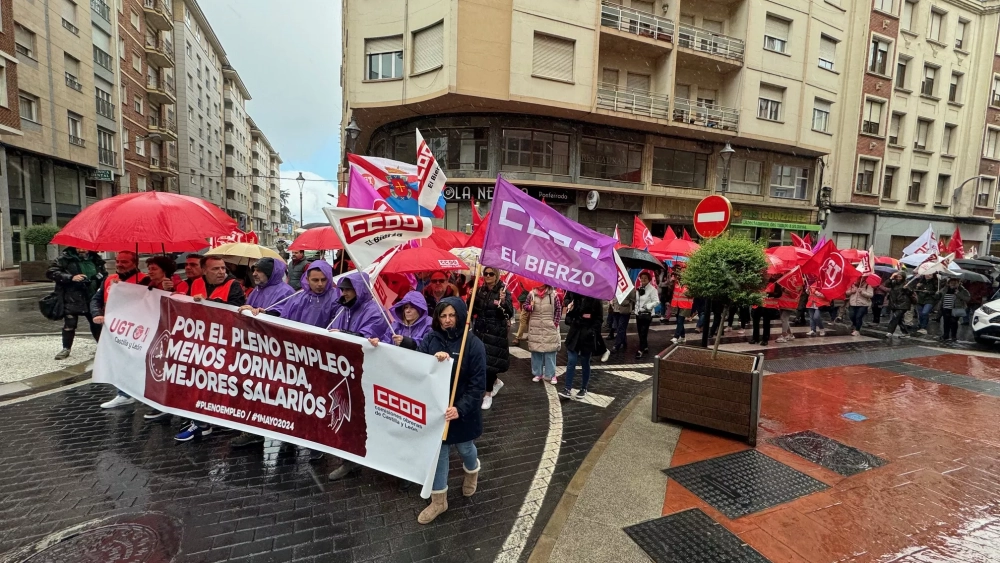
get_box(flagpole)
[442,260,482,440]
[325,214,399,337]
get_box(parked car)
[972,290,1000,345]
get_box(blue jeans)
[432,441,478,491]
[810,308,824,331]
[918,303,934,329]
[563,349,592,391]
[117,390,130,398]
[612,313,629,350]
[849,305,868,331]
[674,314,686,338]
[531,351,557,379]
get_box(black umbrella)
[954,259,997,269]
[874,265,898,276]
[616,247,663,271]
[941,268,992,283]
[977,256,1000,265]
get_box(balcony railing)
[677,23,744,62]
[992,91,1000,108]
[96,95,114,119]
[144,33,174,63]
[600,1,674,43]
[167,157,178,171]
[61,18,79,35]
[142,0,173,29]
[65,73,82,92]
[99,148,116,166]
[69,134,85,147]
[93,45,113,71]
[150,155,161,168]
[91,0,111,22]
[596,82,669,120]
[672,97,739,131]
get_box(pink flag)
[347,167,392,211]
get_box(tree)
[23,224,61,247]
[681,235,768,358]
[279,189,292,223]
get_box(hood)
[255,258,288,289]
[391,290,429,324]
[304,260,336,297]
[339,271,373,308]
[437,296,468,340]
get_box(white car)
[973,295,1000,345]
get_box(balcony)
[65,72,83,92]
[672,97,739,132]
[91,0,111,22]
[144,33,174,68]
[142,0,173,31]
[677,23,744,64]
[96,95,115,120]
[596,82,670,120]
[145,72,176,104]
[600,1,674,45]
[93,45,113,72]
[61,18,79,36]
[147,113,178,141]
[99,148,116,166]
[69,134,85,147]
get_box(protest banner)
[481,178,633,303]
[93,283,451,497]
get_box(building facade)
[223,66,251,230]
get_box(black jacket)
[47,249,107,316]
[470,282,513,376]
[564,292,604,355]
[90,269,150,317]
[418,297,486,445]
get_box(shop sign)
[737,219,821,232]
[443,184,576,204]
[88,169,114,181]
[735,207,812,223]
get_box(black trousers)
[701,300,726,347]
[751,308,776,343]
[727,306,750,329]
[63,312,101,350]
[886,310,910,335]
[636,313,652,352]
[942,310,960,340]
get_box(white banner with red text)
[93,283,451,497]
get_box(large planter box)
[18,260,51,282]
[652,345,764,445]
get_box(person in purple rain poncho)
[244,258,295,310]
[367,290,432,349]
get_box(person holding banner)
[242,260,341,328]
[145,256,188,294]
[470,267,513,410]
[245,258,295,310]
[328,272,391,340]
[558,292,604,400]
[371,290,432,349]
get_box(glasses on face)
[431,279,447,284]
[483,272,496,277]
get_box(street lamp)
[952,175,989,213]
[297,172,306,227]
[718,142,735,194]
[345,116,361,154]
[819,186,833,228]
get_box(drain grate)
[663,449,828,519]
[768,430,887,477]
[13,513,180,563]
[624,508,771,563]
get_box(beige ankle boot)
[417,489,448,524]
[462,460,480,497]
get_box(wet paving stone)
[663,450,828,519]
[624,508,771,563]
[767,430,887,477]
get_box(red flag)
[803,233,813,246]
[471,198,483,230]
[938,238,947,256]
[946,228,964,259]
[801,240,862,301]
[790,233,810,250]
[613,225,626,249]
[632,216,659,249]
[337,193,348,208]
[663,226,677,242]
[467,211,489,248]
[776,266,807,297]
[682,228,692,241]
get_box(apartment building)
[342,0,856,242]
[173,0,224,208]
[825,0,1000,256]
[223,66,251,230]
[268,150,283,242]
[248,118,279,245]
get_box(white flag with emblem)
[902,224,937,257]
[415,129,448,214]
[613,250,635,304]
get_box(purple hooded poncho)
[274,260,342,328]
[389,291,432,347]
[246,258,295,309]
[328,271,391,340]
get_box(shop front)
[643,197,818,244]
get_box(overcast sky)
[199,0,342,225]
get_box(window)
[921,65,937,96]
[874,0,893,13]
[96,87,113,119]
[929,10,943,42]
[857,159,878,194]
[915,119,931,150]
[580,137,643,182]
[501,130,570,175]
[364,35,403,80]
[412,21,443,75]
[956,19,968,49]
[834,233,870,250]
[137,176,146,192]
[896,57,909,89]
[123,128,129,150]
[135,135,144,156]
[19,92,37,122]
[993,77,1000,107]
[717,158,762,194]
[98,128,115,166]
[770,165,809,199]
[818,35,836,70]
[67,112,83,145]
[64,54,81,91]
[942,124,955,155]
[985,128,1000,160]
[934,174,951,204]
[61,0,77,33]
[133,95,142,115]
[889,113,902,144]
[186,41,192,57]
[812,99,831,132]
[15,23,35,58]
[130,9,140,30]
[757,84,783,121]
[909,171,924,202]
[868,38,890,75]
[882,167,897,199]
[764,15,789,53]
[901,0,915,31]
[532,33,575,83]
[651,148,708,188]
[189,138,195,153]
[421,128,488,170]
[862,99,884,135]
[949,73,961,103]
[118,37,125,60]
[978,178,994,207]
[132,51,141,72]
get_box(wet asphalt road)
[0,284,61,336]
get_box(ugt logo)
[820,254,845,290]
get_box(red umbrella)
[839,248,866,262]
[424,227,469,250]
[288,226,343,251]
[381,246,466,275]
[766,245,812,265]
[765,254,789,274]
[52,191,236,252]
[874,256,899,268]
[647,238,699,260]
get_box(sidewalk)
[537,337,1000,562]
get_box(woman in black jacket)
[46,247,107,360]
[470,267,514,410]
[558,291,604,400]
[414,297,487,525]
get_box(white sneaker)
[851,330,859,337]
[775,337,788,343]
[738,329,746,336]
[806,331,817,337]
[678,337,685,343]
[481,395,493,410]
[601,350,611,363]
[550,376,558,386]
[819,330,826,337]
[532,375,543,382]
[101,395,135,409]
[492,379,504,397]
[787,333,795,340]
[670,337,679,344]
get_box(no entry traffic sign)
[693,195,732,238]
